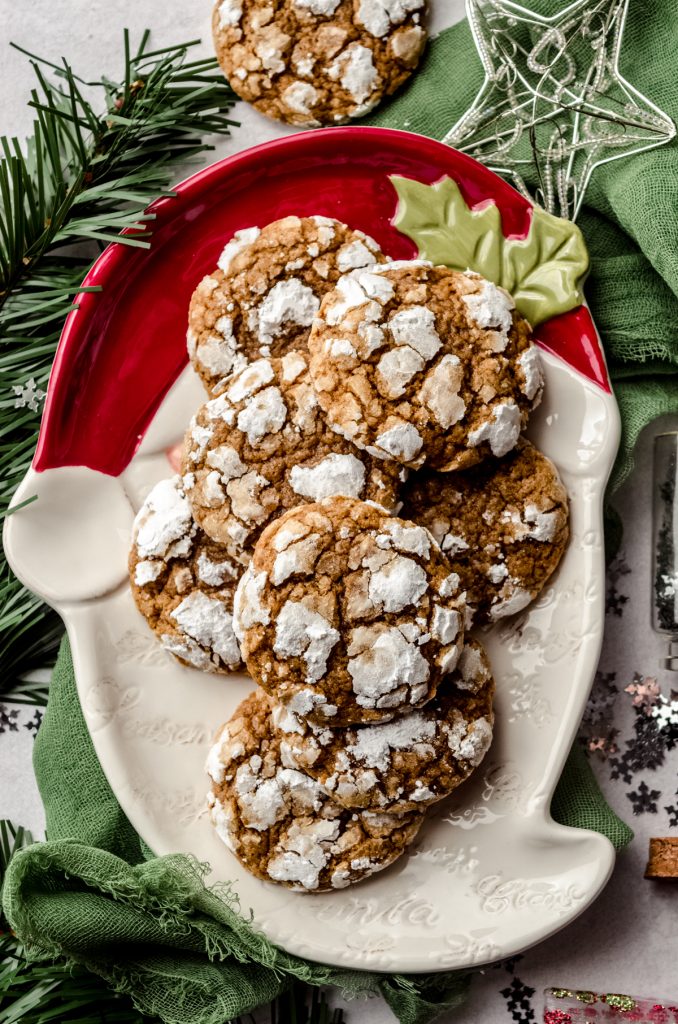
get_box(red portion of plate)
[34,127,611,476]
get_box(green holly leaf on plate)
[390,175,589,326]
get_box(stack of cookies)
[128,215,570,893]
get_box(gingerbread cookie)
[401,439,569,622]
[207,690,424,891]
[188,216,387,393]
[278,638,494,813]
[212,0,427,127]
[129,476,243,672]
[308,261,542,471]
[233,496,466,726]
[182,353,402,564]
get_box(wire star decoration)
[442,0,676,220]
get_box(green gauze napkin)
[7,1,669,1019]
[2,634,631,1024]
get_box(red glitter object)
[545,1013,574,1024]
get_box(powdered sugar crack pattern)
[212,0,428,127]
[279,638,495,812]
[188,216,390,393]
[182,352,401,565]
[129,476,243,673]
[401,438,569,624]
[206,690,424,891]
[308,261,541,471]
[233,496,466,726]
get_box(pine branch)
[0,33,239,701]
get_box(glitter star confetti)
[443,0,676,220]
[625,674,661,712]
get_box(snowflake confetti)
[0,705,20,734]
[583,671,618,726]
[500,976,536,1022]
[605,551,632,617]
[23,709,44,735]
[587,733,619,759]
[652,695,678,729]
[627,780,660,815]
[13,378,46,413]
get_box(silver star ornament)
[443,0,676,220]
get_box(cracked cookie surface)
[233,496,466,726]
[401,438,569,623]
[188,216,387,393]
[278,638,494,813]
[213,0,427,127]
[129,476,243,672]
[182,353,402,565]
[308,261,542,471]
[207,689,424,891]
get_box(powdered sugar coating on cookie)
[212,0,427,128]
[129,476,243,673]
[206,690,424,891]
[308,261,541,471]
[401,438,569,624]
[233,496,466,726]
[279,638,494,812]
[188,216,388,393]
[182,353,402,564]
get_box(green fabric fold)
[8,2,677,1019]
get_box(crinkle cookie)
[233,496,466,726]
[188,215,387,393]
[206,690,424,891]
[401,439,569,623]
[278,638,494,813]
[308,261,542,471]
[212,0,427,128]
[129,476,243,672]
[182,352,402,564]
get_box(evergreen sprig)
[0,32,238,701]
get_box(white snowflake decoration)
[652,696,678,729]
[13,378,46,413]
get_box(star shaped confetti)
[624,673,661,712]
[443,0,676,220]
